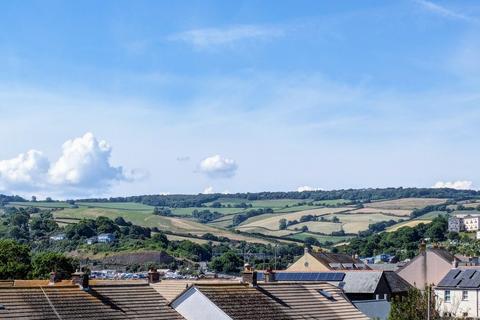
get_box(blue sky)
[0,0,479,198]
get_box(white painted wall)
[435,289,479,318]
[171,287,232,320]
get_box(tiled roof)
[182,282,369,320]
[310,252,371,270]
[259,282,369,320]
[90,283,184,319]
[151,279,241,302]
[194,283,290,320]
[0,283,183,320]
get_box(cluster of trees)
[0,239,77,280]
[78,194,220,208]
[208,242,305,274]
[388,286,438,320]
[410,204,449,218]
[456,204,480,211]
[74,187,480,208]
[358,219,401,237]
[1,207,59,243]
[65,216,151,240]
[191,210,224,223]
[279,215,340,230]
[231,208,274,226]
[153,207,172,216]
[342,215,448,260]
[0,194,25,206]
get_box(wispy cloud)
[415,0,475,22]
[168,24,284,49]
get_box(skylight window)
[317,289,335,301]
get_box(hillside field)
[6,196,458,246]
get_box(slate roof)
[430,248,456,263]
[437,269,480,289]
[383,271,412,293]
[353,299,391,320]
[0,283,183,320]
[342,271,384,293]
[175,282,369,320]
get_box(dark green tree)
[31,252,78,279]
[209,251,242,273]
[0,240,31,279]
[388,286,438,320]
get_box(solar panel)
[449,269,462,279]
[463,270,476,279]
[461,275,480,288]
[257,272,345,282]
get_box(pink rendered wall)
[397,251,452,290]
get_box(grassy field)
[288,232,354,244]
[336,213,403,233]
[8,197,454,245]
[234,226,297,237]
[347,207,411,217]
[165,234,215,244]
[365,198,446,210]
[9,201,72,208]
[76,202,154,211]
[207,198,304,208]
[52,207,274,244]
[171,206,246,216]
[237,207,350,231]
[281,212,404,235]
[287,221,342,234]
[386,219,431,232]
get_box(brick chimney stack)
[148,268,160,284]
[452,257,459,268]
[71,270,89,290]
[49,272,60,285]
[242,263,257,286]
[419,240,426,253]
[263,268,276,283]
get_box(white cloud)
[0,132,130,196]
[169,25,283,49]
[415,0,473,22]
[199,155,238,179]
[202,186,214,194]
[49,133,124,187]
[297,186,321,192]
[0,150,50,191]
[432,180,473,190]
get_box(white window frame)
[445,290,451,303]
[462,290,468,301]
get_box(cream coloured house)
[287,248,370,271]
[435,269,480,318]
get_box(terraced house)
[0,268,371,320]
[435,268,480,318]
